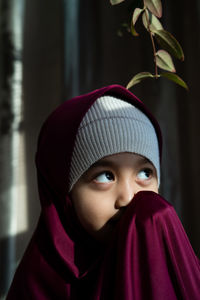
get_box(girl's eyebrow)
[90,159,115,170]
[139,157,152,164]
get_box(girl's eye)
[137,168,152,180]
[94,171,115,183]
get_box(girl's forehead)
[86,153,153,172]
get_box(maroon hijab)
[7,85,200,299]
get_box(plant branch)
[111,0,188,90]
[144,7,158,78]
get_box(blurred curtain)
[1,0,200,298]
[0,0,64,298]
[0,0,25,296]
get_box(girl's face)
[70,153,158,243]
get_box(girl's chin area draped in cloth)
[93,191,200,300]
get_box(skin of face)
[70,152,159,243]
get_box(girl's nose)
[115,179,136,209]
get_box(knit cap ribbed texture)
[69,96,160,190]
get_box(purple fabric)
[93,191,200,299]
[6,85,200,299]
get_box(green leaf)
[132,8,143,26]
[144,0,162,18]
[142,10,163,32]
[161,72,189,90]
[154,30,184,60]
[110,0,125,5]
[130,21,139,36]
[127,72,154,89]
[156,50,176,72]
[131,8,144,36]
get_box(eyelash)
[94,171,115,183]
[93,167,154,184]
[137,168,153,180]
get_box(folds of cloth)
[93,191,200,300]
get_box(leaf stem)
[144,6,158,78]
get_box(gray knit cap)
[69,96,160,190]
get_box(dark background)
[1,0,200,298]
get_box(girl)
[7,85,200,299]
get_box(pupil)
[106,172,113,180]
[144,169,150,177]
